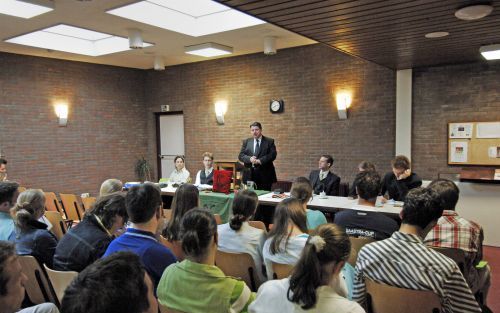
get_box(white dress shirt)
[262,233,309,280]
[195,167,213,185]
[169,167,190,183]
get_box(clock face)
[271,101,281,112]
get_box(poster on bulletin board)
[448,122,500,166]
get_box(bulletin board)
[448,122,500,165]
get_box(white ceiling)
[0,0,316,69]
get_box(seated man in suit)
[381,155,422,201]
[308,154,340,196]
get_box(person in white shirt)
[194,152,214,186]
[218,190,266,283]
[262,198,309,280]
[169,155,190,184]
[250,224,365,313]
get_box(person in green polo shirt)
[158,208,255,313]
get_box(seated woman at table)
[169,155,190,184]
[348,161,376,198]
[262,198,309,280]
[249,224,364,313]
[195,152,214,186]
[218,190,267,283]
[290,177,327,230]
[10,189,58,268]
[162,184,199,242]
[158,208,255,313]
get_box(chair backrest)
[338,181,350,197]
[347,236,376,266]
[59,193,84,221]
[44,211,68,240]
[45,192,64,216]
[270,180,293,192]
[159,235,185,261]
[159,304,186,313]
[43,264,78,304]
[213,213,222,225]
[431,247,467,277]
[216,250,260,291]
[81,196,96,212]
[17,255,56,304]
[365,278,442,313]
[272,262,293,279]
[248,220,267,233]
[18,186,27,193]
[163,209,173,222]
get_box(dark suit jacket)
[309,170,341,196]
[238,136,277,189]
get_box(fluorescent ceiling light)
[424,31,449,39]
[480,44,500,60]
[107,0,265,37]
[185,42,233,57]
[5,24,153,56]
[455,4,493,21]
[0,0,53,19]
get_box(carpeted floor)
[484,246,499,312]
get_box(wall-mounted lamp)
[336,92,351,120]
[54,104,68,126]
[215,100,228,125]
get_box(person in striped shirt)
[353,187,481,313]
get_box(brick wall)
[145,44,397,185]
[413,62,500,180]
[0,53,148,196]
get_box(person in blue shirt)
[103,183,176,292]
[290,177,327,230]
[0,181,19,241]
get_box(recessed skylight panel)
[0,0,53,19]
[148,0,227,17]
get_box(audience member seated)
[290,177,327,230]
[0,158,7,182]
[262,198,309,280]
[250,224,364,313]
[308,155,340,196]
[217,190,266,282]
[61,251,157,313]
[353,187,481,313]
[348,161,376,198]
[157,208,255,313]
[424,179,491,303]
[195,152,214,186]
[335,171,398,240]
[103,183,176,291]
[169,155,190,184]
[162,184,199,241]
[53,193,128,272]
[0,241,59,313]
[0,181,19,240]
[99,178,123,196]
[381,155,422,201]
[10,189,57,268]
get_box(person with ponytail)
[9,189,58,268]
[262,198,309,280]
[250,224,365,313]
[290,177,327,230]
[217,190,266,282]
[158,208,255,313]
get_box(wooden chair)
[81,196,96,211]
[214,160,239,189]
[159,235,184,261]
[248,220,267,233]
[17,255,56,304]
[216,250,260,291]
[43,264,78,304]
[431,247,467,277]
[270,180,293,192]
[365,278,442,313]
[271,262,293,279]
[44,192,64,216]
[18,186,27,193]
[59,193,84,221]
[338,182,350,197]
[347,236,376,267]
[213,213,222,225]
[44,211,68,240]
[163,209,173,222]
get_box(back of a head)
[229,190,258,231]
[125,183,161,224]
[0,181,19,206]
[0,241,15,296]
[163,184,199,241]
[87,193,128,230]
[61,251,151,313]
[13,189,45,232]
[402,187,443,229]
[269,198,307,254]
[356,171,381,201]
[180,208,217,261]
[99,179,123,197]
[290,177,312,204]
[358,161,376,172]
[288,224,350,309]
[427,179,459,211]
[391,155,410,170]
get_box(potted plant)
[135,157,152,182]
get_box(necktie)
[255,139,260,155]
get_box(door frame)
[155,111,184,180]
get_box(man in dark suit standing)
[238,122,277,191]
[309,155,341,196]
